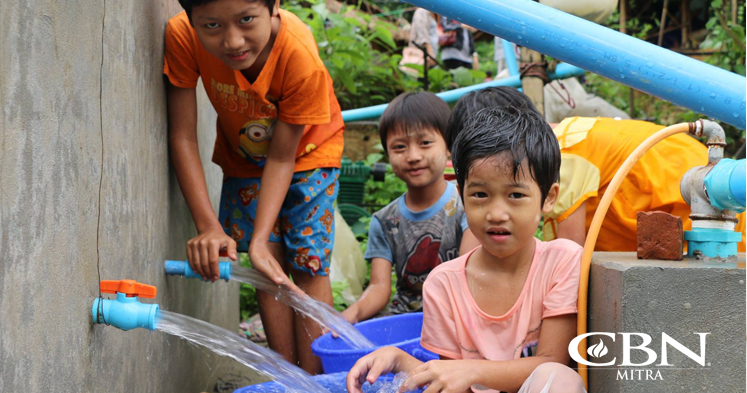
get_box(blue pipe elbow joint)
[704,159,746,212]
[92,280,159,331]
[164,260,232,282]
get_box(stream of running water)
[230,265,374,349]
[155,310,328,393]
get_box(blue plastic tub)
[311,312,437,374]
[233,371,423,393]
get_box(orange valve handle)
[100,280,157,298]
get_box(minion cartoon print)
[237,118,276,165]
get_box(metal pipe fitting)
[680,165,734,223]
[690,120,726,164]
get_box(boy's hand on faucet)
[187,227,237,282]
[249,241,304,296]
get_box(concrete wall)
[588,253,746,393]
[0,1,255,391]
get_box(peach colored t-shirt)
[421,238,581,365]
[163,10,344,178]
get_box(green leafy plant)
[284,0,417,110]
[700,0,746,75]
[331,280,351,311]
[363,171,407,208]
[238,254,259,322]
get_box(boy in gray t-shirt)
[367,181,467,313]
[341,92,475,324]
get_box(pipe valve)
[92,280,159,331]
[680,122,745,259]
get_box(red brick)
[637,211,683,261]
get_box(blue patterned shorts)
[218,168,339,276]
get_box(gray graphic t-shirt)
[365,182,468,313]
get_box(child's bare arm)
[342,258,392,324]
[248,119,304,292]
[168,83,237,281]
[556,202,587,246]
[403,314,577,392]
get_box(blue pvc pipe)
[731,159,746,207]
[164,260,232,282]
[704,158,746,211]
[502,39,519,76]
[342,62,584,122]
[406,0,746,130]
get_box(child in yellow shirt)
[446,87,745,252]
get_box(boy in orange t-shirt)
[163,0,344,373]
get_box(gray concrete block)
[588,252,746,393]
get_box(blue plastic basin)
[233,371,423,393]
[311,312,437,374]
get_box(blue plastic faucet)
[92,280,159,331]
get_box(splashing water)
[373,372,411,393]
[233,371,420,393]
[231,265,374,349]
[155,310,328,393]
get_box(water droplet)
[647,62,654,68]
[620,75,626,80]
[710,92,717,98]
[734,112,739,118]
[518,35,523,40]
[541,35,546,40]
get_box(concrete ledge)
[588,252,745,393]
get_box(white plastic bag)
[329,206,368,305]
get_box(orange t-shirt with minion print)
[163,9,344,178]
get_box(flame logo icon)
[587,339,609,358]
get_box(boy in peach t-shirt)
[164,0,343,373]
[347,106,585,392]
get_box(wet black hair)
[451,106,560,204]
[378,91,451,154]
[446,86,541,150]
[178,0,276,20]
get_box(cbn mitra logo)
[587,339,609,358]
[568,332,710,381]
